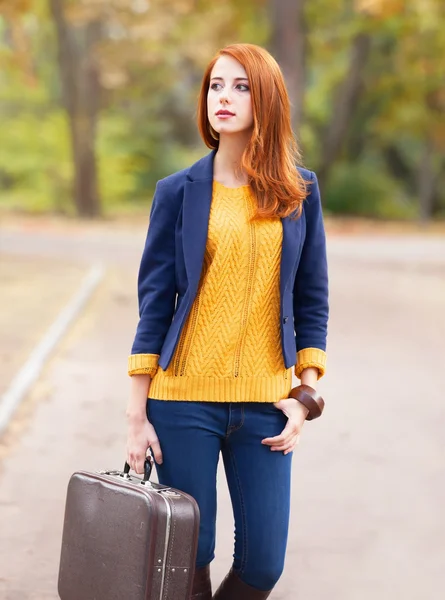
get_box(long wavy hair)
[197,43,309,221]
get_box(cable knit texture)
[129,181,326,402]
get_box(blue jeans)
[147,399,293,592]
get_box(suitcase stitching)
[164,498,177,598]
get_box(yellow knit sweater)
[128,181,326,402]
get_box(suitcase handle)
[123,456,153,483]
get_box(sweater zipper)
[233,201,256,378]
[173,291,201,376]
[174,247,212,376]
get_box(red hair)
[197,43,309,220]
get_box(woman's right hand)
[126,374,163,472]
[126,415,163,472]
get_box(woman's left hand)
[261,397,310,455]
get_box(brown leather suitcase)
[58,458,200,600]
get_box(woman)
[126,43,329,600]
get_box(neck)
[213,132,251,185]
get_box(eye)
[236,84,250,92]
[210,82,222,91]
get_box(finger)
[129,448,145,474]
[126,442,135,467]
[262,422,298,446]
[283,440,299,455]
[262,431,290,445]
[135,456,146,474]
[284,435,301,455]
[150,440,163,465]
[271,435,300,453]
[271,442,294,452]
[262,435,292,447]
[127,451,136,472]
[278,444,295,454]
[262,429,297,447]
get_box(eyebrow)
[210,76,249,82]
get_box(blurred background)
[1,0,445,220]
[0,1,444,599]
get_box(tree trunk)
[49,0,101,217]
[269,0,306,135]
[317,32,371,190]
[418,141,437,223]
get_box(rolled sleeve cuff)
[128,353,160,377]
[295,348,327,380]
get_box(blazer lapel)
[182,150,215,293]
[183,178,213,292]
[182,149,303,298]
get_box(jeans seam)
[226,405,245,437]
[227,444,248,573]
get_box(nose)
[219,88,232,105]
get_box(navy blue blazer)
[131,149,329,372]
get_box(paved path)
[0,225,444,599]
[0,255,87,398]
[2,225,445,269]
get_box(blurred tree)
[303,0,445,219]
[357,0,445,219]
[1,0,444,220]
[269,0,306,133]
[49,0,101,217]
[0,0,36,84]
[306,0,375,190]
[317,29,371,190]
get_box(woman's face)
[207,55,253,137]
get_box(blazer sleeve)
[293,171,329,380]
[128,179,178,376]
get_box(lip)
[216,110,235,117]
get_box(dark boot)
[212,568,273,599]
[191,564,212,600]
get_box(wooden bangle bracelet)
[288,384,325,420]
